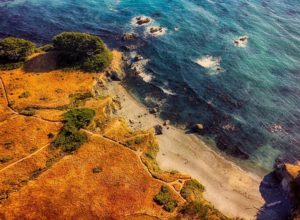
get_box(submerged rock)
[234,35,249,47]
[122,32,138,41]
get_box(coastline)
[107,81,264,219]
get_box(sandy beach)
[107,81,265,219]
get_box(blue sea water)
[0,0,299,171]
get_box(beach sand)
[107,81,264,219]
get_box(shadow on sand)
[23,52,58,73]
[257,172,291,220]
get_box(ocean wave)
[138,71,153,82]
[159,86,176,96]
[130,57,153,83]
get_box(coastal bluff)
[0,33,231,219]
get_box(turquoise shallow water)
[0,0,299,170]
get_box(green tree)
[52,32,112,72]
[0,37,36,69]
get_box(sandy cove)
[107,81,264,219]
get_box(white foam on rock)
[234,35,249,48]
[195,55,221,69]
[145,26,167,36]
[131,15,153,27]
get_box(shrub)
[52,32,112,72]
[154,186,178,212]
[180,179,205,200]
[53,32,105,55]
[0,62,24,70]
[163,200,178,212]
[0,156,13,164]
[179,201,229,220]
[53,108,95,152]
[39,44,54,52]
[53,129,87,152]
[69,92,93,107]
[81,48,112,72]
[18,91,30,99]
[180,201,209,219]
[0,37,35,63]
[63,108,95,129]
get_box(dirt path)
[82,129,186,201]
[0,143,50,174]
[0,76,18,115]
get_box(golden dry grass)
[0,50,216,219]
[0,115,61,170]
[0,136,181,219]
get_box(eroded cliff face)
[276,163,300,219]
[0,51,229,219]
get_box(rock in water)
[122,32,138,41]
[193,123,204,133]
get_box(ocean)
[0,0,299,171]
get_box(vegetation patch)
[180,179,205,201]
[154,186,178,212]
[179,201,230,220]
[69,92,93,107]
[53,108,95,152]
[39,44,54,52]
[92,167,103,173]
[52,32,112,72]
[0,37,36,70]
[0,156,13,164]
[20,108,36,116]
[18,91,30,99]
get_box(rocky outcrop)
[275,162,300,218]
[122,32,138,41]
[136,16,151,25]
[275,163,300,196]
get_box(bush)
[179,201,229,220]
[53,32,105,55]
[53,108,95,152]
[0,62,24,70]
[53,129,87,152]
[0,156,13,164]
[180,179,205,200]
[39,44,54,52]
[81,48,112,72]
[0,37,36,63]
[154,186,178,212]
[63,108,95,129]
[52,32,112,72]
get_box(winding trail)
[0,76,18,115]
[82,129,187,201]
[0,143,50,174]
[0,74,186,202]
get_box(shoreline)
[107,81,265,219]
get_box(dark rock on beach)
[193,123,204,133]
[154,125,163,135]
[107,70,125,81]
